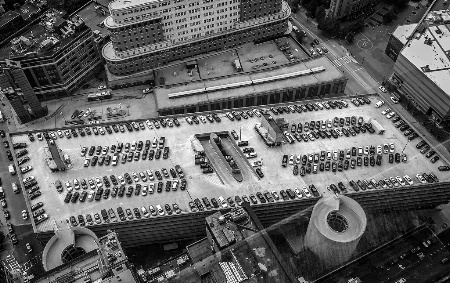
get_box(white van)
[8,164,16,175]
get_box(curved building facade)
[103,0,290,76]
[304,196,367,268]
[42,226,100,271]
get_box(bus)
[87,91,112,102]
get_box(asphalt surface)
[0,120,43,268]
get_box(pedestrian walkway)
[332,55,358,68]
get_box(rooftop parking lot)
[11,95,448,232]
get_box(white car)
[132,172,139,182]
[23,176,35,183]
[22,210,28,220]
[57,130,64,137]
[98,85,106,90]
[379,86,387,93]
[389,143,395,153]
[377,145,382,155]
[375,100,385,108]
[199,116,207,123]
[390,96,399,103]
[141,207,150,218]
[88,191,94,201]
[156,205,165,216]
[117,175,125,185]
[145,120,153,129]
[381,108,391,115]
[146,170,154,180]
[289,155,294,165]
[143,88,151,94]
[364,146,369,155]
[253,109,261,117]
[20,166,33,174]
[386,112,395,119]
[403,175,414,185]
[95,177,103,188]
[302,187,312,198]
[73,179,80,190]
[294,188,303,198]
[217,196,228,208]
[396,176,406,186]
[416,174,427,183]
[142,185,148,196]
[149,183,155,194]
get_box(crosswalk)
[332,56,357,67]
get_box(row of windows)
[107,21,286,75]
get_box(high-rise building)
[0,9,103,102]
[328,0,374,19]
[102,0,291,77]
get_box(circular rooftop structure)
[305,195,367,268]
[42,226,100,271]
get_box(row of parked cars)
[224,98,368,122]
[82,138,169,167]
[61,167,186,203]
[61,166,185,192]
[189,186,322,211]
[380,106,441,164]
[185,113,221,124]
[347,172,439,192]
[30,118,181,142]
[64,178,186,204]
[69,202,183,226]
[284,117,374,144]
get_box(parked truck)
[369,118,386,135]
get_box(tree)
[318,17,341,35]
[383,11,396,25]
[315,5,326,20]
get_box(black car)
[71,192,79,203]
[395,153,401,163]
[64,192,72,203]
[286,189,296,199]
[126,186,133,197]
[256,168,264,178]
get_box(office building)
[328,0,375,19]
[0,9,103,105]
[32,227,139,283]
[385,23,417,61]
[390,9,450,125]
[102,0,291,82]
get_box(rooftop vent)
[425,38,433,45]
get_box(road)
[0,119,41,268]
[290,15,380,95]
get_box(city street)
[0,120,41,267]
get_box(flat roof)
[76,1,110,36]
[155,56,344,110]
[109,0,157,11]
[0,10,87,61]
[397,5,450,96]
[12,95,449,234]
[392,23,417,44]
[0,11,21,28]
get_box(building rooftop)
[76,1,110,36]
[392,23,417,44]
[0,9,88,61]
[10,94,449,234]
[396,2,450,96]
[154,56,344,110]
[109,0,158,11]
[35,230,135,283]
[206,207,258,250]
